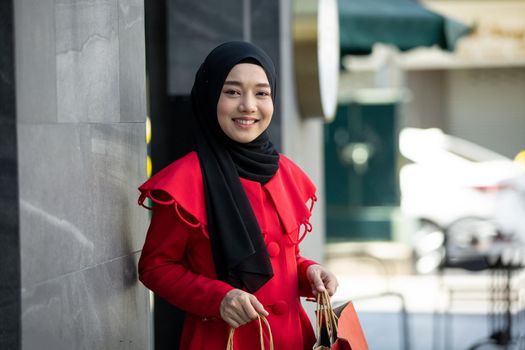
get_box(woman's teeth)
[235,119,256,125]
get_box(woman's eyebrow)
[223,80,271,88]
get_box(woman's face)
[217,63,273,143]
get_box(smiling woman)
[217,63,274,144]
[137,41,338,350]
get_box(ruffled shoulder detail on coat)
[137,152,318,241]
[265,155,317,243]
[137,151,208,231]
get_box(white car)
[399,128,525,272]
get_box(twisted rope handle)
[226,314,274,350]
[315,290,339,343]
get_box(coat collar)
[138,152,317,237]
[263,155,316,235]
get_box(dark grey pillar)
[251,0,281,146]
[0,0,20,348]
[145,1,282,348]
[166,0,281,151]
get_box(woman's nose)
[239,94,256,113]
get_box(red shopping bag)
[313,291,368,350]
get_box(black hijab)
[190,41,279,292]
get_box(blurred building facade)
[330,0,525,244]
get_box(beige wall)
[447,68,525,158]
[280,0,326,265]
[405,67,525,158]
[280,0,327,321]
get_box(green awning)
[339,0,472,55]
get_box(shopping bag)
[226,314,273,350]
[313,291,368,350]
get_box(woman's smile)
[233,117,259,127]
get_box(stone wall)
[12,0,150,348]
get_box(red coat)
[138,151,319,350]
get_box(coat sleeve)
[138,203,234,318]
[295,243,318,298]
[295,193,319,298]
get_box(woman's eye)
[257,91,271,97]
[224,89,240,96]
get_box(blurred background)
[1,0,524,349]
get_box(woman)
[138,41,338,349]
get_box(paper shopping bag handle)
[315,290,339,344]
[226,314,274,350]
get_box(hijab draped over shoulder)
[191,41,279,293]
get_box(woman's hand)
[306,264,339,296]
[220,289,268,328]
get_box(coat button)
[271,300,288,315]
[267,241,280,257]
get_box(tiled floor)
[325,242,525,350]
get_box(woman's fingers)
[240,297,259,322]
[220,289,266,328]
[320,267,339,296]
[221,303,243,328]
[312,276,326,295]
[324,274,339,296]
[227,317,241,329]
[307,264,339,296]
[307,265,326,295]
[220,289,245,327]
[249,294,269,317]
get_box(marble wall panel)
[14,0,150,348]
[167,0,244,95]
[18,122,148,287]
[118,0,147,123]
[21,253,150,350]
[14,0,57,124]
[55,0,120,123]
